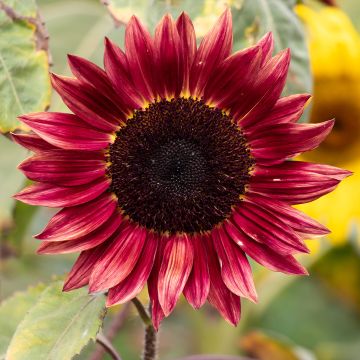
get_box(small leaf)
[0,283,46,359]
[0,0,51,133]
[6,281,106,360]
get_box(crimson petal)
[190,8,232,97]
[176,12,196,94]
[18,150,106,186]
[89,223,146,292]
[232,202,309,254]
[225,220,308,275]
[125,16,156,101]
[14,177,109,208]
[35,194,117,241]
[37,210,123,254]
[183,234,210,309]
[18,112,111,151]
[104,37,143,110]
[12,133,56,152]
[107,232,158,305]
[204,234,241,326]
[212,227,257,302]
[51,74,123,132]
[250,120,335,165]
[63,244,108,291]
[158,234,194,316]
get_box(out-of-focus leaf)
[232,0,312,97]
[0,0,51,133]
[6,281,106,360]
[3,198,38,255]
[0,135,27,232]
[0,283,46,360]
[254,243,360,358]
[312,242,360,312]
[240,331,314,360]
[100,0,206,30]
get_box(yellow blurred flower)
[296,4,360,245]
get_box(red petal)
[35,193,117,241]
[190,8,232,97]
[243,93,311,132]
[18,112,111,151]
[12,133,56,152]
[18,150,106,186]
[204,233,241,326]
[250,120,335,165]
[232,202,309,254]
[257,32,274,66]
[125,16,156,101]
[104,37,143,110]
[158,234,194,316]
[148,236,166,330]
[14,177,109,208]
[107,232,158,305]
[225,220,308,275]
[68,54,122,106]
[51,74,122,132]
[154,14,182,98]
[89,223,146,292]
[63,244,108,291]
[235,49,290,124]
[212,227,257,302]
[176,12,196,94]
[183,234,210,309]
[37,210,123,254]
[203,45,262,109]
[245,193,329,237]
[250,160,347,204]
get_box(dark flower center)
[108,97,254,234]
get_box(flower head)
[296,4,360,245]
[14,10,350,328]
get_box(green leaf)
[0,135,27,232]
[6,281,106,360]
[232,0,312,97]
[101,0,206,30]
[0,0,51,133]
[254,243,360,359]
[0,283,46,359]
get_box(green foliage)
[6,281,106,360]
[0,283,46,359]
[0,135,27,231]
[0,0,51,133]
[254,243,360,360]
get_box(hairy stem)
[131,298,158,360]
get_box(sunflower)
[13,10,349,329]
[296,4,360,245]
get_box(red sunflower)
[14,10,350,329]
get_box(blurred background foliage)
[0,0,360,359]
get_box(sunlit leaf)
[0,283,46,360]
[6,281,106,360]
[0,0,51,133]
